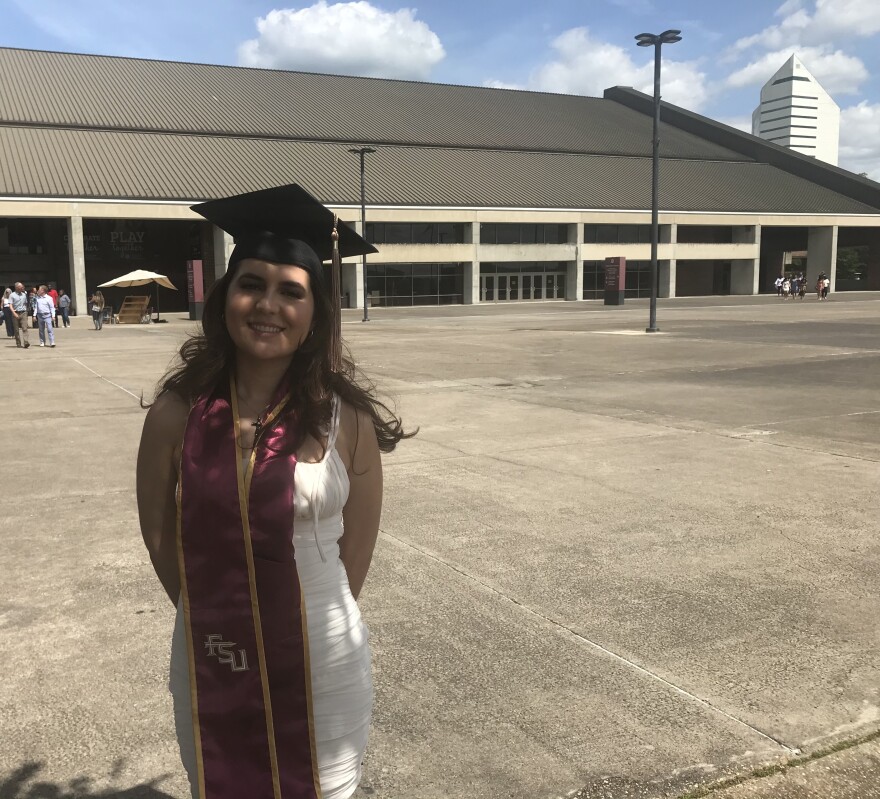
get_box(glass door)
[508,274,520,301]
[481,275,495,302]
[497,275,508,301]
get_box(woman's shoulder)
[144,391,190,445]
[335,396,379,469]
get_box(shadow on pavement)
[0,762,178,799]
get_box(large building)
[1,46,878,316]
[751,54,840,166]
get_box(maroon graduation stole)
[177,375,321,799]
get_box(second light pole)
[348,145,376,322]
[635,28,681,333]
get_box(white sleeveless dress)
[169,395,373,798]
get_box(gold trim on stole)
[176,416,207,799]
[300,595,324,798]
[231,376,284,799]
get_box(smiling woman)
[136,184,414,799]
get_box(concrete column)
[729,224,760,295]
[465,222,480,304]
[344,261,365,310]
[658,260,676,298]
[565,222,583,300]
[211,226,233,280]
[807,225,838,291]
[66,216,87,316]
[730,260,759,294]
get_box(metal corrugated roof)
[0,47,749,161]
[2,126,876,214]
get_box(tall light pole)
[348,146,376,322]
[635,29,681,333]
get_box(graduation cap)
[191,184,377,370]
[191,183,377,273]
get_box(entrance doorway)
[481,272,565,301]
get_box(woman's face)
[224,258,316,363]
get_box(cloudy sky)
[4,0,880,177]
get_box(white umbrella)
[98,269,178,322]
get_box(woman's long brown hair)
[147,259,413,454]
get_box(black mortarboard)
[190,184,377,274]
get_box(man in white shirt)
[33,285,56,347]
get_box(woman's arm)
[340,405,383,600]
[136,392,188,605]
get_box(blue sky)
[3,0,880,176]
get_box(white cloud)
[516,27,708,111]
[237,2,445,80]
[725,46,867,94]
[839,102,880,180]
[730,0,880,53]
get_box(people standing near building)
[90,290,105,329]
[8,282,30,348]
[822,275,831,300]
[775,275,784,296]
[798,274,806,300]
[2,287,14,338]
[33,285,56,347]
[58,289,71,327]
[782,276,791,298]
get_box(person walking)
[58,289,71,327]
[47,284,60,326]
[775,275,784,296]
[137,183,413,799]
[90,290,105,330]
[2,287,15,338]
[33,285,56,347]
[8,282,30,348]
[822,276,830,300]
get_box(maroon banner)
[177,376,320,799]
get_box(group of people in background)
[774,272,831,300]
[1,283,107,349]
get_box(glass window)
[437,223,465,244]
[596,225,619,243]
[412,223,434,244]
[543,224,567,244]
[583,225,599,244]
[618,225,639,243]
[384,224,411,244]
[519,224,537,244]
[365,223,383,244]
[496,225,519,245]
[480,224,496,244]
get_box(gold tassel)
[330,214,342,372]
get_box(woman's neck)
[233,356,292,408]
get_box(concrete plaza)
[1,294,879,799]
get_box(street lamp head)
[634,30,682,46]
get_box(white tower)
[751,55,839,165]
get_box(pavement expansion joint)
[71,357,142,401]
[379,528,800,757]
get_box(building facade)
[751,54,840,166]
[1,47,878,316]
